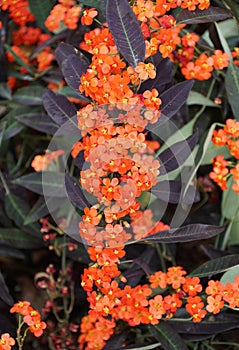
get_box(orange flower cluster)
[10,301,46,337]
[79,26,162,106]
[79,253,239,350]
[31,150,65,172]
[179,49,229,80]
[0,0,35,25]
[45,0,81,31]
[71,104,166,247]
[210,119,239,192]
[0,333,15,350]
[6,25,54,77]
[232,47,239,66]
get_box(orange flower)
[149,295,166,320]
[149,270,167,289]
[224,119,239,138]
[10,301,31,315]
[182,277,202,296]
[212,129,228,146]
[81,8,98,26]
[82,207,101,226]
[0,333,15,350]
[166,266,186,289]
[211,50,229,70]
[206,295,224,314]
[186,296,207,322]
[135,62,156,80]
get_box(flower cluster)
[0,0,34,25]
[210,119,239,192]
[45,0,82,31]
[79,256,239,350]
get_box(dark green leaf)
[177,7,232,24]
[13,86,45,105]
[106,0,145,68]
[150,323,188,350]
[4,193,41,237]
[189,255,239,277]
[0,228,43,249]
[24,196,63,225]
[28,0,54,30]
[13,172,66,197]
[168,314,239,334]
[0,246,25,259]
[0,271,14,305]
[225,64,239,120]
[17,113,59,134]
[139,224,223,244]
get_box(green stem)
[155,244,166,272]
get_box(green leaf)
[225,64,239,120]
[201,144,231,165]
[215,22,232,59]
[182,122,219,197]
[13,86,45,106]
[187,91,219,107]
[123,344,162,350]
[189,255,239,277]
[0,228,43,248]
[220,264,239,285]
[222,177,239,220]
[4,193,41,236]
[28,0,54,30]
[13,172,66,197]
[24,196,62,224]
[227,221,239,246]
[0,271,14,305]
[150,323,188,350]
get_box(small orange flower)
[135,62,156,80]
[0,333,15,350]
[81,8,98,26]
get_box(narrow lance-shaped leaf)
[62,54,89,93]
[106,0,145,68]
[0,228,43,249]
[138,224,224,244]
[24,196,63,225]
[225,64,239,121]
[151,181,200,204]
[13,172,66,197]
[12,86,45,105]
[177,6,232,24]
[189,255,239,277]
[168,313,239,334]
[4,192,41,237]
[0,271,14,305]
[157,132,198,175]
[160,80,194,119]
[150,323,189,350]
[42,90,78,127]
[17,113,59,135]
[65,174,90,210]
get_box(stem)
[155,244,166,272]
[0,170,9,195]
